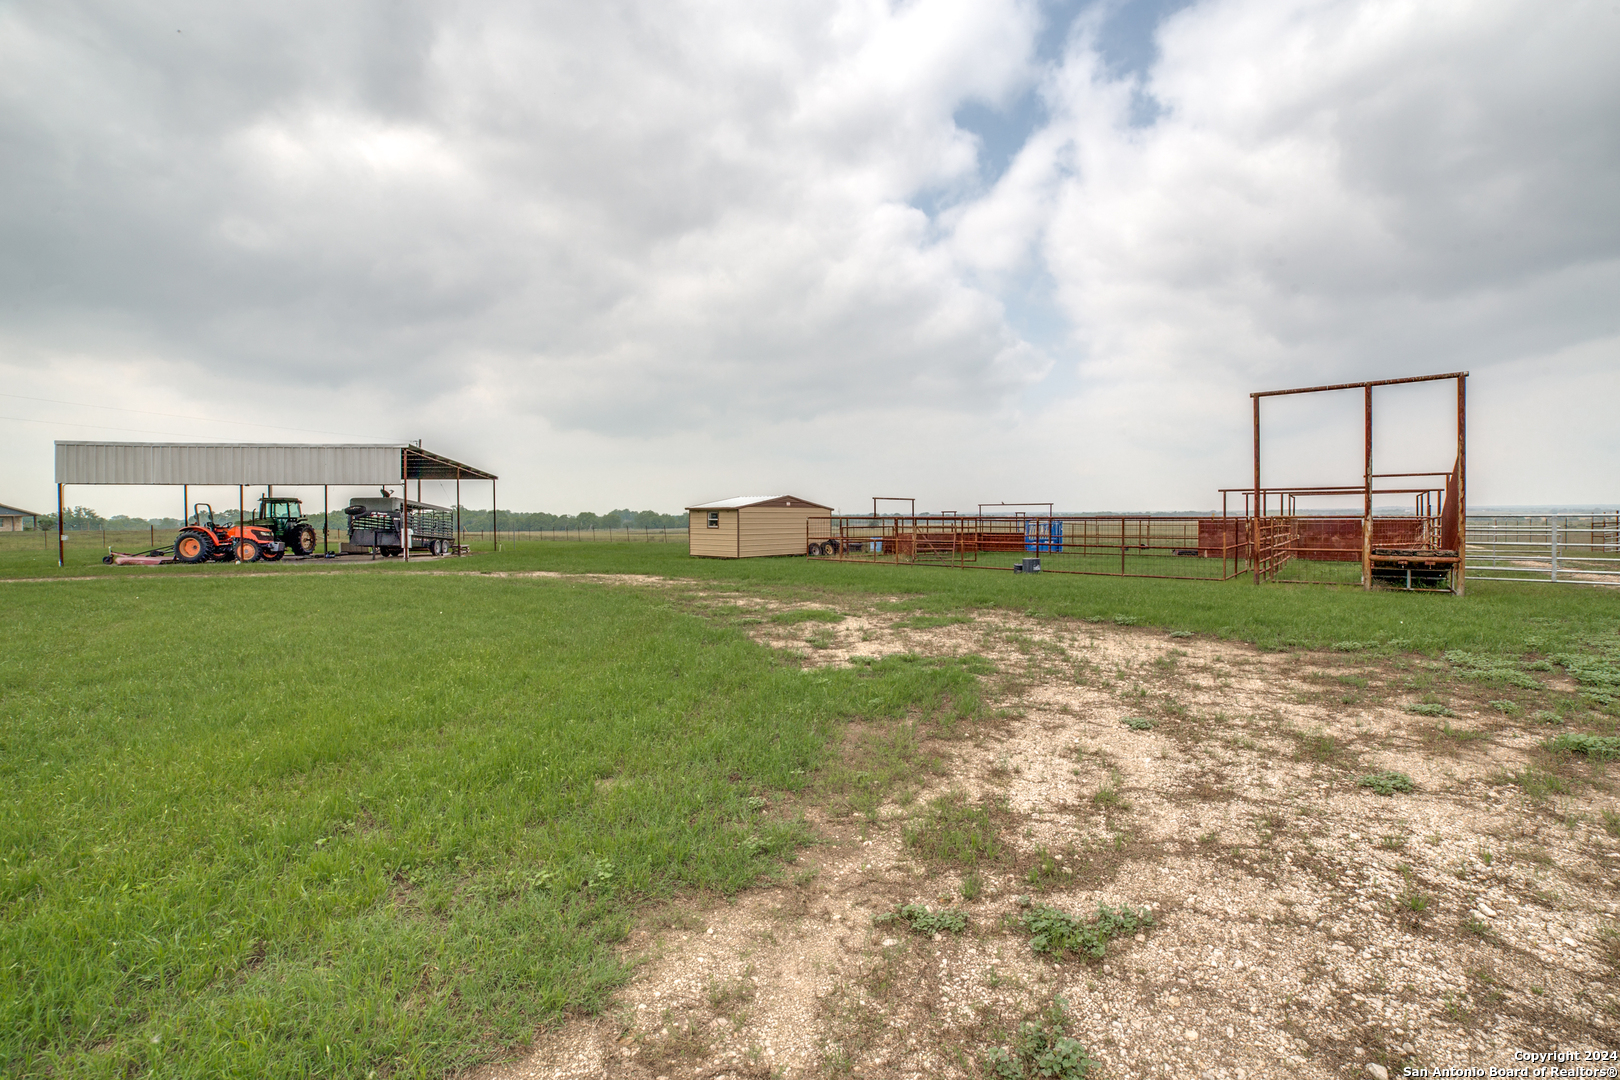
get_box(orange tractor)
[174,503,287,563]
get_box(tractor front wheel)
[261,546,284,562]
[289,524,317,556]
[234,538,262,563]
[175,531,213,564]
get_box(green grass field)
[0,569,983,1078]
[3,533,1616,1077]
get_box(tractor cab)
[256,497,304,532]
[248,496,318,557]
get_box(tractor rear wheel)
[288,523,317,556]
[175,531,212,564]
[234,538,262,563]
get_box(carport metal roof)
[55,442,496,485]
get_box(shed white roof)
[686,495,831,510]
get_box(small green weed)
[1168,630,1194,639]
[1407,703,1454,718]
[1359,771,1415,796]
[769,608,844,624]
[1091,776,1129,811]
[1546,733,1620,760]
[1397,890,1431,914]
[1444,651,1543,689]
[1489,700,1521,715]
[904,792,1002,867]
[875,903,969,936]
[706,970,757,1013]
[1017,903,1152,961]
[1598,924,1620,969]
[1531,709,1563,724]
[893,615,974,630]
[1300,731,1340,763]
[1437,722,1486,742]
[960,872,983,901]
[983,998,1098,1080]
[1501,767,1570,802]
[1122,717,1155,731]
[1601,810,1620,838]
[1550,650,1620,705]
[1024,847,1073,891]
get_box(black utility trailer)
[342,497,456,557]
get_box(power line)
[0,392,387,440]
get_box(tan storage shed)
[686,495,832,558]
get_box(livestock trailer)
[342,496,456,557]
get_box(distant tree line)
[450,507,686,531]
[34,508,183,531]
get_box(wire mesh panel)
[1466,515,1620,586]
[808,515,1250,580]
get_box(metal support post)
[1551,516,1559,582]
[1363,384,1373,591]
[401,474,409,563]
[57,483,64,567]
[1455,374,1467,596]
[1252,395,1261,583]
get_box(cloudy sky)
[3,0,1617,517]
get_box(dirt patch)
[471,592,1620,1080]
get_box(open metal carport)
[53,442,498,567]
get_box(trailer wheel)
[808,541,821,556]
[289,524,317,556]
[175,531,212,564]
[826,539,841,555]
[433,539,448,556]
[234,538,262,563]
[818,540,836,557]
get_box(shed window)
[707,511,719,528]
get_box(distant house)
[0,503,40,532]
[685,495,833,558]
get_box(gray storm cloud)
[2,0,1616,514]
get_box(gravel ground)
[471,594,1620,1080]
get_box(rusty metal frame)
[1251,371,1467,593]
[809,510,1250,581]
